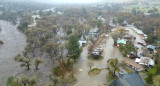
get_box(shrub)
[53,66,59,76]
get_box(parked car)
[137,42,146,46]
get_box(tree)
[34,58,43,70]
[68,35,80,61]
[106,58,119,78]
[53,58,74,78]
[110,28,126,41]
[14,54,31,70]
[117,16,124,24]
[17,22,28,31]
[145,34,157,44]
[7,76,37,86]
[153,75,160,86]
[7,76,22,86]
[145,68,157,84]
[145,56,160,85]
[96,20,102,28]
[42,42,58,59]
[132,8,137,15]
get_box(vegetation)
[34,58,43,70]
[88,55,103,61]
[7,76,37,86]
[119,43,134,57]
[88,68,101,76]
[110,28,126,41]
[145,34,158,44]
[4,0,160,85]
[53,58,74,77]
[106,58,119,80]
[68,35,80,61]
[14,54,31,70]
[145,57,160,85]
[123,67,133,73]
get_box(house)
[109,72,145,86]
[117,39,127,45]
[129,51,139,59]
[147,45,155,51]
[125,59,143,71]
[78,40,87,47]
[135,57,155,67]
[123,34,132,39]
[89,27,99,36]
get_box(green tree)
[117,16,124,24]
[7,76,22,86]
[68,35,80,61]
[17,22,28,31]
[96,20,102,28]
[145,68,157,84]
[106,58,119,78]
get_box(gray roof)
[147,45,155,50]
[109,72,145,86]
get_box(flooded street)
[74,37,124,86]
[0,20,26,85]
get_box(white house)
[78,40,87,47]
[135,57,155,67]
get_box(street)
[74,37,124,86]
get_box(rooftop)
[109,72,145,86]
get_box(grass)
[123,1,160,13]
[88,55,103,61]
[88,68,101,76]
[123,66,133,73]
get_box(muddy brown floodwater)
[0,20,26,85]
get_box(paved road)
[74,37,124,86]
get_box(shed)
[117,40,126,45]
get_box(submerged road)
[74,37,124,86]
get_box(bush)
[88,68,101,76]
[7,76,14,86]
[53,66,59,76]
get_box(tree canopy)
[68,35,80,60]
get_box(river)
[0,20,26,85]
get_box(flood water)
[0,20,26,85]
